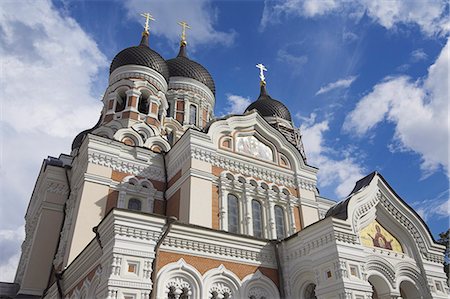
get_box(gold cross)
[178,21,191,43]
[140,12,155,33]
[256,63,267,83]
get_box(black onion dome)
[167,44,215,95]
[110,34,169,82]
[245,85,292,122]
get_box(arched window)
[252,200,263,238]
[115,91,126,112]
[227,194,239,233]
[189,104,197,125]
[128,198,142,211]
[138,95,150,114]
[167,102,172,117]
[274,205,285,239]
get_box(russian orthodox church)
[2,16,448,299]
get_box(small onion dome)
[71,116,102,151]
[110,33,169,82]
[245,84,292,122]
[167,43,215,95]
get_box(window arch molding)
[202,265,241,299]
[241,270,280,299]
[156,258,203,299]
[117,176,157,213]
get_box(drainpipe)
[149,216,177,299]
[161,151,168,215]
[272,240,286,299]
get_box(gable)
[206,112,316,174]
[327,172,445,263]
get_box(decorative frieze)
[162,235,276,266]
[87,151,164,181]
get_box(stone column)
[219,183,228,231]
[267,190,277,239]
[287,197,296,234]
[244,183,253,236]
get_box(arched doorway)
[303,283,317,299]
[368,275,391,299]
[399,280,421,299]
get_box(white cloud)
[0,0,106,282]
[343,38,449,175]
[413,189,450,221]
[411,48,428,62]
[261,0,449,36]
[0,226,24,282]
[299,114,366,198]
[124,0,235,48]
[224,94,252,115]
[277,49,308,66]
[316,75,357,95]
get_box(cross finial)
[140,12,155,34]
[178,21,191,45]
[256,63,267,85]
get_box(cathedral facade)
[5,20,448,299]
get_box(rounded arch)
[289,261,316,298]
[93,126,115,139]
[368,274,392,299]
[365,256,396,289]
[114,128,144,147]
[156,258,203,299]
[241,270,280,299]
[399,279,422,299]
[395,262,430,298]
[144,136,171,152]
[202,264,241,299]
[131,122,156,140]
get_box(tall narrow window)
[189,104,197,125]
[227,194,239,233]
[115,92,126,112]
[128,198,142,211]
[138,95,150,114]
[252,200,263,238]
[274,205,285,239]
[166,102,171,117]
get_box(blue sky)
[0,0,448,281]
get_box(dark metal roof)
[245,85,292,122]
[324,171,438,242]
[110,34,169,82]
[325,172,377,220]
[167,44,215,95]
[71,115,102,150]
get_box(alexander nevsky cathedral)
[1,13,448,299]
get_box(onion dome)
[167,43,215,95]
[110,33,169,82]
[245,84,292,122]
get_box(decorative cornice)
[161,235,276,266]
[88,151,164,181]
[109,65,168,92]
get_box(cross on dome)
[256,63,267,85]
[178,21,191,45]
[140,12,155,34]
